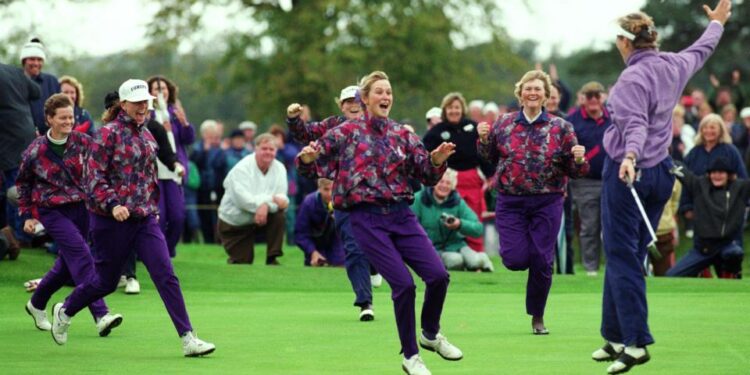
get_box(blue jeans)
[667,241,744,277]
[335,210,373,307]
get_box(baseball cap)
[740,107,750,119]
[482,102,499,115]
[339,85,358,103]
[425,107,442,119]
[118,79,155,103]
[238,121,257,131]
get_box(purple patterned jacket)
[295,116,446,210]
[88,111,160,218]
[478,110,589,195]
[16,131,93,221]
[287,115,347,145]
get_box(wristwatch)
[624,155,636,167]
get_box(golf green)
[1,244,748,374]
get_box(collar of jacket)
[117,111,145,131]
[514,108,550,126]
[626,48,658,67]
[422,187,460,208]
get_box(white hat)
[469,100,485,110]
[339,85,358,103]
[20,41,46,62]
[425,107,442,119]
[238,121,257,131]
[740,107,750,119]
[118,79,155,103]
[482,102,499,115]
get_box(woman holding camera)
[478,70,588,335]
[411,169,493,271]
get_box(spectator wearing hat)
[52,79,215,356]
[294,178,345,267]
[59,76,94,137]
[567,81,612,275]
[20,39,60,135]
[668,157,748,278]
[225,129,249,171]
[0,60,40,238]
[424,92,495,253]
[218,133,288,265]
[425,107,442,130]
[238,120,257,153]
[468,100,484,123]
[680,114,747,223]
[287,86,382,322]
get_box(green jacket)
[411,188,483,252]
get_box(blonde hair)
[254,133,277,147]
[672,104,685,118]
[317,178,333,188]
[441,168,458,190]
[358,71,389,106]
[200,119,219,137]
[618,12,659,49]
[59,75,84,107]
[440,92,467,122]
[695,114,731,146]
[514,70,552,107]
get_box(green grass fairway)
[1,244,749,374]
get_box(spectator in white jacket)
[218,133,289,265]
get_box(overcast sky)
[1,0,646,60]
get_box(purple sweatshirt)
[603,21,724,168]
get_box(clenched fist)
[287,103,303,118]
[477,122,490,143]
[572,145,586,164]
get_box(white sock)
[609,342,625,352]
[624,346,646,358]
[60,309,71,323]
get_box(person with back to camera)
[591,2,731,373]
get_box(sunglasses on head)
[585,92,602,100]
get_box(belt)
[354,201,410,215]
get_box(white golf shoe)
[125,278,140,294]
[370,273,383,288]
[182,331,216,357]
[96,313,123,337]
[419,333,463,360]
[25,300,51,331]
[51,303,71,345]
[402,354,431,375]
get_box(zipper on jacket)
[721,191,730,237]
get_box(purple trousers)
[31,203,108,321]
[158,180,185,257]
[495,193,563,317]
[63,215,193,336]
[349,203,449,358]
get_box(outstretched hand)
[430,142,456,166]
[703,0,732,25]
[298,142,321,164]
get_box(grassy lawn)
[1,243,748,374]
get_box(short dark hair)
[44,93,73,118]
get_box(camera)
[440,212,457,225]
